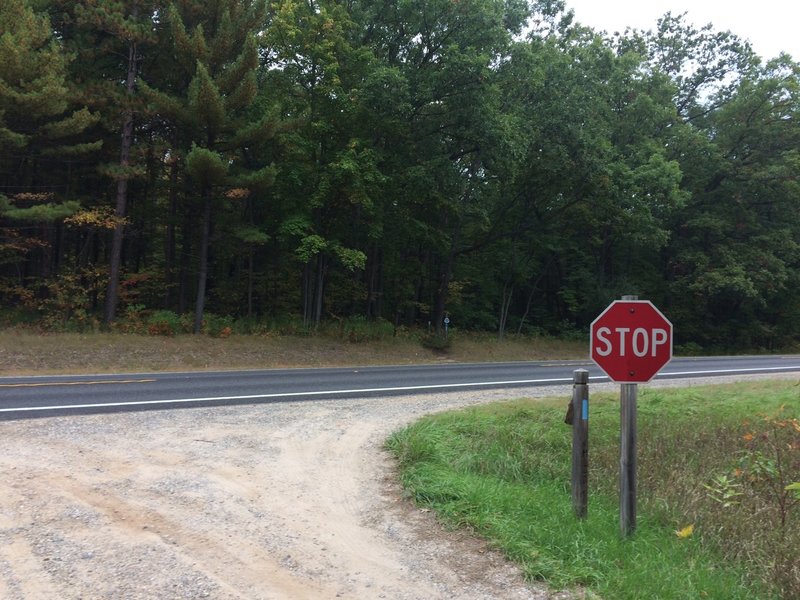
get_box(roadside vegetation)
[387,381,800,599]
[0,325,586,375]
[3,2,800,354]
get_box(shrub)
[420,332,452,352]
[342,316,394,343]
[675,341,704,356]
[231,316,271,335]
[146,310,183,336]
[202,313,234,337]
[37,269,105,331]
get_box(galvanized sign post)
[590,295,673,536]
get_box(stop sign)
[590,300,673,383]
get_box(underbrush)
[2,306,589,361]
[386,381,799,599]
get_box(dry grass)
[0,330,587,375]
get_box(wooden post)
[620,294,638,536]
[571,369,589,518]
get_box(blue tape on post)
[582,398,588,421]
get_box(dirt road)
[0,386,579,600]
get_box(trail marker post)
[569,369,589,518]
[590,296,672,536]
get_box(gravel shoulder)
[0,374,794,599]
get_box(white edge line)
[659,366,800,376]
[3,366,800,414]
[0,378,574,413]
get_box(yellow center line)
[0,379,157,388]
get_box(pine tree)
[71,1,160,325]
[141,0,275,332]
[0,0,99,284]
[38,1,164,324]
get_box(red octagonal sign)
[590,300,673,383]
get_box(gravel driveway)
[0,374,789,599]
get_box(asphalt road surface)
[2,355,800,420]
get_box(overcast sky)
[564,1,799,62]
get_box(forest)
[1,0,799,351]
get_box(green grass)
[386,381,800,599]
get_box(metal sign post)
[619,380,637,536]
[618,294,637,536]
[590,294,673,537]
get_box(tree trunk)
[517,284,536,335]
[193,188,213,334]
[366,242,381,319]
[302,261,313,327]
[247,247,254,318]
[433,237,459,336]
[164,160,179,309]
[103,35,138,325]
[313,254,326,327]
[517,258,552,335]
[178,201,193,314]
[498,282,513,340]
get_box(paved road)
[1,355,799,420]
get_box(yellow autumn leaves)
[675,524,695,539]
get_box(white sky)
[564,1,799,62]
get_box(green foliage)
[36,269,106,331]
[114,305,185,335]
[232,163,277,192]
[295,234,327,263]
[145,310,184,336]
[0,0,99,153]
[1,1,800,350]
[188,62,226,138]
[0,0,69,147]
[703,474,743,508]
[786,482,800,501]
[337,316,393,343]
[200,313,234,337]
[333,245,366,272]
[420,333,452,352]
[234,226,270,245]
[735,409,800,532]
[185,144,228,186]
[0,195,80,222]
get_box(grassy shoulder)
[386,380,800,599]
[0,329,586,375]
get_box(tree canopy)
[1,0,799,351]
